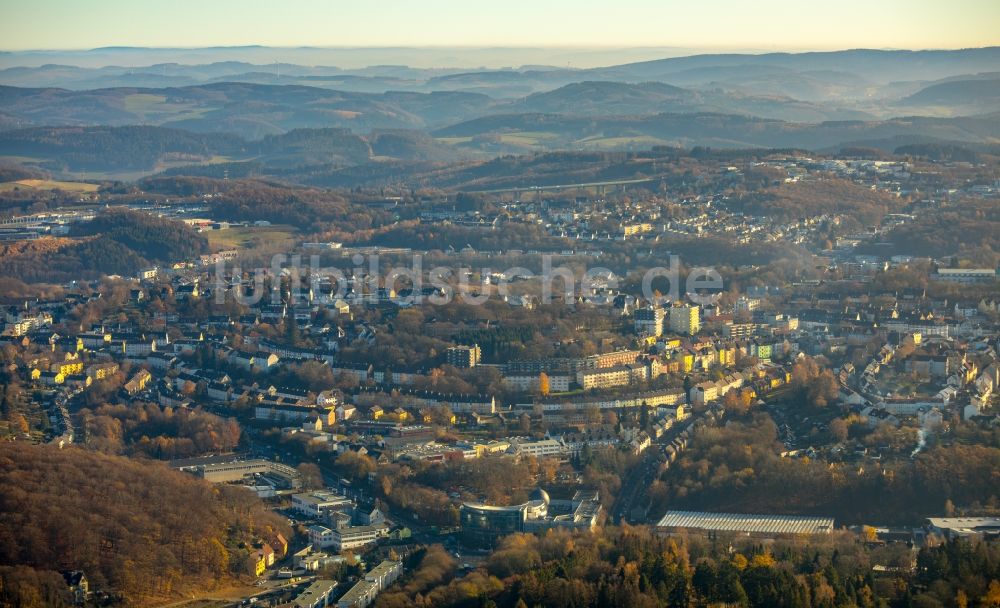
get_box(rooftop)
[657,511,835,535]
[294,579,337,607]
[928,517,1000,532]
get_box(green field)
[577,135,671,148]
[0,179,100,193]
[123,93,168,114]
[435,136,474,145]
[498,131,560,146]
[205,225,298,250]
[122,93,213,123]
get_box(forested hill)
[0,208,209,283]
[0,443,290,605]
[0,125,421,173]
[0,125,244,172]
[71,207,209,262]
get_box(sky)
[1,0,998,52]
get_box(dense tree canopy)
[0,443,289,604]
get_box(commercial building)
[333,524,390,551]
[656,511,834,538]
[195,460,269,482]
[310,524,390,551]
[292,490,354,518]
[460,488,602,547]
[509,438,567,458]
[173,456,301,488]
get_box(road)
[611,416,697,524]
[611,405,724,525]
[470,176,663,195]
[611,449,659,524]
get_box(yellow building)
[717,346,736,367]
[51,360,84,376]
[248,551,267,577]
[621,223,653,237]
[680,353,694,373]
[319,406,336,427]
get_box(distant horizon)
[2,44,999,72]
[2,0,997,62]
[5,43,999,54]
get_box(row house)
[228,350,280,373]
[690,373,745,405]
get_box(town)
[1,140,998,607]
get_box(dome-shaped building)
[529,487,550,505]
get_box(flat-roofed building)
[509,438,566,458]
[174,456,302,488]
[196,460,270,482]
[927,517,1000,540]
[309,523,390,552]
[292,490,353,518]
[331,524,390,551]
[932,268,997,284]
[656,510,834,538]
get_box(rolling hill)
[899,78,1000,112]
[0,83,497,138]
[0,124,464,175]
[433,112,1000,151]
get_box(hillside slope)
[0,443,289,604]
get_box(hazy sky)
[1,0,998,52]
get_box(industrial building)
[927,517,1000,540]
[656,511,835,538]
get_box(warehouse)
[656,511,835,539]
